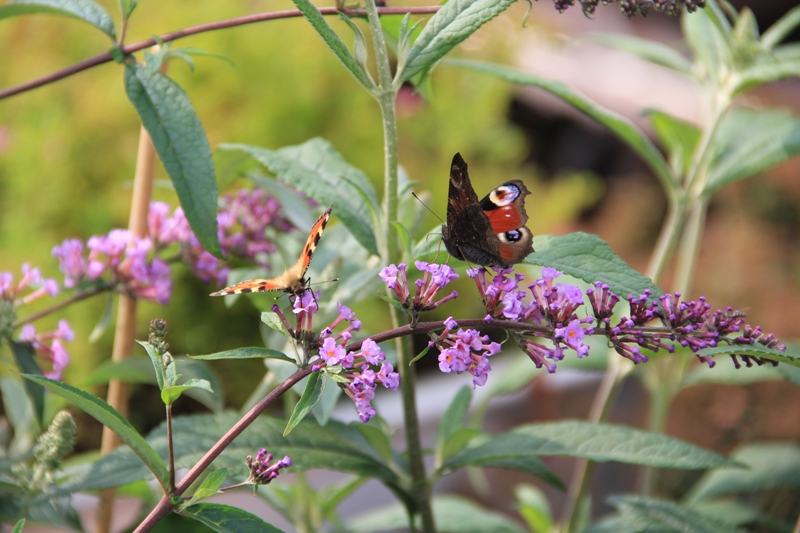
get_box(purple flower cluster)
[433,317,501,388]
[0,264,59,303]
[52,231,172,305]
[246,448,291,485]
[314,303,399,423]
[379,262,459,315]
[19,320,74,380]
[470,266,594,373]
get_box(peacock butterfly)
[441,153,533,267]
[210,204,333,298]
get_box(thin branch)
[12,286,110,329]
[0,6,440,100]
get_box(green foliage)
[124,63,221,257]
[284,372,325,436]
[182,503,287,533]
[180,468,228,509]
[191,347,293,362]
[528,233,664,301]
[0,0,116,39]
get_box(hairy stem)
[0,6,440,100]
[12,286,109,329]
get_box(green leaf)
[161,379,213,406]
[686,442,800,503]
[735,57,800,94]
[0,377,39,448]
[311,372,342,426]
[181,468,228,509]
[526,232,664,301]
[81,357,158,386]
[120,0,137,18]
[288,0,374,90]
[448,59,676,192]
[682,5,732,84]
[588,33,691,73]
[261,311,292,340]
[220,139,378,255]
[437,386,472,458]
[136,340,165,390]
[0,0,116,39]
[646,110,701,177]
[10,518,25,533]
[705,108,800,194]
[191,347,293,363]
[357,420,393,463]
[443,421,739,472]
[174,356,225,413]
[124,64,221,257]
[9,340,45,426]
[761,5,800,49]
[515,484,553,533]
[183,503,286,533]
[605,495,747,533]
[696,343,800,368]
[400,0,516,83]
[469,453,564,490]
[284,372,325,436]
[440,427,483,463]
[338,13,373,85]
[20,374,170,490]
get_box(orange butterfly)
[210,204,333,298]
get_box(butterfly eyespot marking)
[500,229,523,243]
[488,184,522,208]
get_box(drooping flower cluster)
[469,266,785,373]
[469,266,595,373]
[19,320,74,380]
[432,317,502,388]
[245,448,291,485]
[380,261,459,324]
[271,292,400,423]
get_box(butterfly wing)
[210,204,333,297]
[479,180,534,265]
[441,153,505,267]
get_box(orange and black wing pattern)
[210,204,333,297]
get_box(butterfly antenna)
[412,192,445,225]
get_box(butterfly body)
[442,153,533,267]
[210,204,333,297]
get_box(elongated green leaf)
[288,0,373,89]
[527,233,664,301]
[10,519,25,533]
[0,0,115,39]
[448,59,675,192]
[400,0,516,83]
[705,108,800,194]
[9,340,44,425]
[646,110,700,177]
[311,371,341,426]
[54,413,404,498]
[471,454,564,490]
[124,64,220,257]
[261,311,292,340]
[605,495,746,533]
[120,0,137,19]
[136,340,165,390]
[443,421,738,472]
[181,468,228,509]
[761,5,800,49]
[515,485,553,533]
[686,443,800,503]
[440,427,482,462]
[220,139,378,254]
[161,379,213,406]
[21,374,170,490]
[191,347,293,362]
[697,343,800,368]
[735,57,800,94]
[682,6,732,83]
[284,372,325,436]
[183,503,286,533]
[437,386,472,457]
[589,33,691,73]
[338,13,372,84]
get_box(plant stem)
[0,6,440,100]
[166,404,176,492]
[645,198,685,283]
[134,366,313,532]
[12,286,109,329]
[364,0,434,529]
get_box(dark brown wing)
[441,153,504,267]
